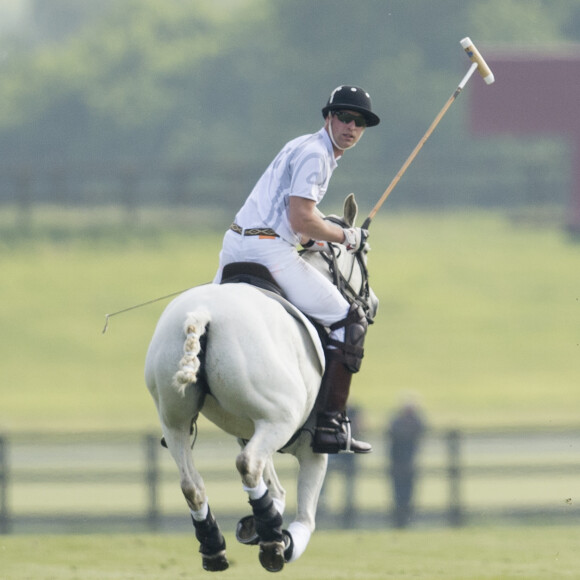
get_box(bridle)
[310,216,375,323]
[322,243,373,319]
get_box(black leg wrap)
[191,507,227,558]
[249,491,284,543]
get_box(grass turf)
[2,526,580,579]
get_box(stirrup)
[312,413,372,454]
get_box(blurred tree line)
[0,0,579,210]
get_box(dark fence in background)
[0,155,570,228]
[0,162,259,227]
[1,427,579,535]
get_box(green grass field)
[1,206,579,579]
[1,206,578,433]
[2,526,580,580]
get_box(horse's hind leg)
[263,456,286,515]
[162,423,228,572]
[235,444,287,545]
[235,422,292,572]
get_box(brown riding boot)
[312,351,372,454]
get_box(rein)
[321,244,374,321]
[307,213,374,322]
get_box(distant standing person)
[386,397,426,528]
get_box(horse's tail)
[172,308,211,396]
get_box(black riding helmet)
[322,85,380,127]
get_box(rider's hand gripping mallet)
[361,37,495,229]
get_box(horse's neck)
[303,248,363,299]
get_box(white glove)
[342,227,368,253]
[302,239,330,252]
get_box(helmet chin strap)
[327,113,364,152]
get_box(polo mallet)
[361,37,494,229]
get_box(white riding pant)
[214,230,349,340]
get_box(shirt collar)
[319,127,340,166]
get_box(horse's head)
[301,193,379,322]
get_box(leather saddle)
[221,262,287,299]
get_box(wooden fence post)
[447,429,464,526]
[144,434,160,531]
[0,435,10,534]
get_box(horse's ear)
[343,193,358,227]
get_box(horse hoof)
[259,540,285,573]
[236,515,259,545]
[202,551,229,572]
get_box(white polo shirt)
[234,128,338,245]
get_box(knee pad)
[328,303,368,373]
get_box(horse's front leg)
[285,435,328,562]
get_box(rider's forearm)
[289,198,345,244]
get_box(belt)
[230,223,279,238]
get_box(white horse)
[144,194,377,572]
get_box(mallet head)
[460,37,495,84]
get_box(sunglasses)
[333,111,367,128]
